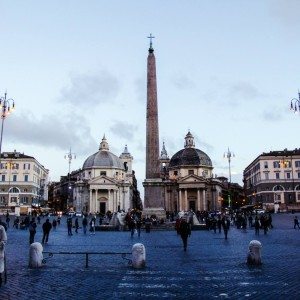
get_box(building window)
[295,161,300,168]
[264,161,268,169]
[275,173,280,179]
[24,175,28,182]
[188,170,194,175]
[273,161,280,168]
[286,173,291,179]
[1,175,5,182]
[298,194,300,201]
[174,171,178,176]
[100,171,106,176]
[13,175,17,181]
[0,196,5,204]
[298,172,300,179]
[264,173,269,180]
[22,197,28,204]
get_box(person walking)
[254,216,260,235]
[42,218,52,244]
[75,217,79,233]
[222,216,229,240]
[179,218,191,251]
[136,216,142,237]
[294,216,300,229]
[28,218,37,244]
[5,215,10,229]
[128,215,136,237]
[52,219,57,230]
[82,217,88,234]
[145,216,151,233]
[67,217,73,236]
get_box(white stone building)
[0,150,49,215]
[72,136,134,214]
[244,148,300,209]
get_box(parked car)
[75,211,82,217]
[255,209,265,215]
[68,211,75,217]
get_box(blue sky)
[1,1,300,195]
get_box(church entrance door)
[100,202,106,215]
[189,201,196,212]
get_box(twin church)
[71,40,223,215]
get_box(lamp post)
[224,148,235,208]
[64,147,76,209]
[0,92,15,167]
[290,91,300,113]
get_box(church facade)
[72,136,135,214]
[159,132,223,213]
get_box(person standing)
[294,216,300,229]
[28,218,37,244]
[82,217,88,234]
[90,216,96,235]
[52,219,57,230]
[75,217,79,233]
[136,216,142,237]
[67,217,73,236]
[145,216,151,233]
[42,219,52,244]
[179,218,191,251]
[221,216,229,240]
[254,216,260,235]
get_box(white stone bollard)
[0,225,7,275]
[132,243,146,269]
[29,242,44,268]
[247,240,262,266]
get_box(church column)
[108,189,111,211]
[202,189,207,211]
[179,189,182,211]
[184,189,188,211]
[89,190,93,213]
[197,189,201,211]
[95,189,98,213]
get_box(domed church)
[73,135,134,214]
[159,131,223,212]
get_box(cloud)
[5,111,97,155]
[109,121,139,140]
[60,70,121,106]
[227,81,262,104]
[269,0,300,28]
[135,77,146,103]
[262,109,284,122]
[171,73,196,90]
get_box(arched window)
[273,185,284,191]
[295,185,300,191]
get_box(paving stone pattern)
[0,213,299,299]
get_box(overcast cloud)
[110,121,138,140]
[5,111,97,155]
[60,70,121,106]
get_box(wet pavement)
[0,213,300,299]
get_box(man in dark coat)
[28,218,37,244]
[179,218,191,251]
[42,218,52,244]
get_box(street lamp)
[0,92,15,166]
[290,91,300,113]
[224,147,235,183]
[64,147,76,209]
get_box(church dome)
[83,135,123,169]
[168,131,212,168]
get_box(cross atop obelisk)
[147,33,155,51]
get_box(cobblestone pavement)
[0,213,299,299]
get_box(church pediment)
[177,174,207,184]
[89,175,118,185]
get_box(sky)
[1,0,300,197]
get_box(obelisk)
[143,34,165,218]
